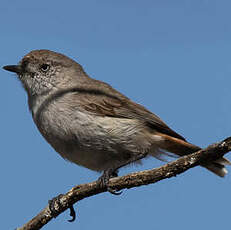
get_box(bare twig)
[17,137,231,230]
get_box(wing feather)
[74,80,186,141]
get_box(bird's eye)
[40,64,50,72]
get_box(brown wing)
[74,80,186,141]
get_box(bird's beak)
[3,65,22,74]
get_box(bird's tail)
[153,133,231,177]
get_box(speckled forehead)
[21,50,76,67]
[22,50,51,63]
[20,54,42,68]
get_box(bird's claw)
[98,169,123,195]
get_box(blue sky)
[1,1,231,229]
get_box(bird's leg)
[99,152,148,195]
[99,169,121,195]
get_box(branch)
[17,137,231,230]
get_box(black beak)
[3,65,22,74]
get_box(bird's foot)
[98,169,122,195]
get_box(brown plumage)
[3,49,230,182]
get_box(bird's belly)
[58,148,128,172]
[35,109,154,172]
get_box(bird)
[3,49,230,194]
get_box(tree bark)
[16,137,231,230]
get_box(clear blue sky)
[1,1,231,229]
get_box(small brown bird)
[3,50,230,194]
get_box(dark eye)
[40,64,50,72]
